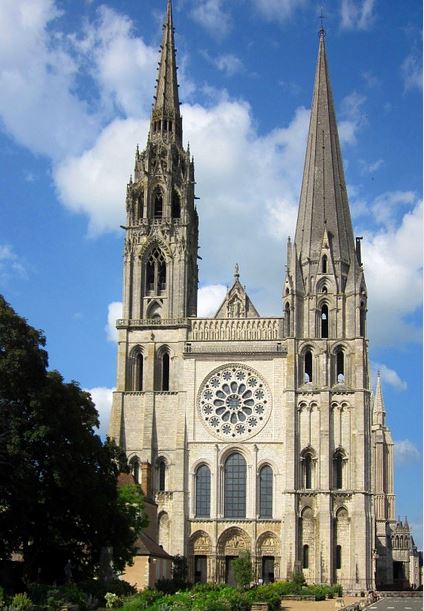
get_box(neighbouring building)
[109,0,418,592]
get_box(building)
[108,0,414,592]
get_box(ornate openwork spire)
[294,28,356,266]
[151,0,182,144]
[373,371,386,427]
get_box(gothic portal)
[109,0,403,592]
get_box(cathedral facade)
[109,0,406,593]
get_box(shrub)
[231,552,253,589]
[105,592,123,608]
[11,593,32,610]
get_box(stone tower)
[283,27,374,590]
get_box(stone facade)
[108,1,412,593]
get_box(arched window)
[285,302,291,336]
[336,545,342,570]
[303,453,313,489]
[360,301,366,337]
[162,352,170,391]
[333,452,344,489]
[136,191,144,220]
[130,457,140,484]
[135,352,143,390]
[259,465,273,518]
[128,348,143,391]
[304,350,313,383]
[322,255,328,273]
[321,304,329,338]
[153,188,163,218]
[158,459,166,492]
[336,349,345,383]
[172,191,181,218]
[302,544,309,569]
[145,247,166,295]
[224,452,246,518]
[195,464,211,518]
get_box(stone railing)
[189,318,284,342]
[116,318,189,329]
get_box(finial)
[234,263,240,279]
[319,6,326,38]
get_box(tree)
[0,295,145,583]
[231,551,253,589]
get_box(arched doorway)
[217,527,251,585]
[189,531,212,583]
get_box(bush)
[11,593,32,610]
[105,592,123,608]
[231,552,253,589]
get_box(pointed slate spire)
[373,371,386,427]
[151,0,182,143]
[294,28,356,267]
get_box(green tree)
[231,551,253,589]
[0,295,145,583]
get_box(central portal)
[225,556,237,586]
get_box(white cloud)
[253,0,307,22]
[338,92,367,145]
[87,386,114,439]
[204,52,244,77]
[340,0,376,31]
[362,198,423,346]
[394,439,420,465]
[190,0,231,39]
[106,301,122,343]
[371,362,407,392]
[401,53,423,93]
[198,284,227,317]
[359,158,384,175]
[0,244,26,284]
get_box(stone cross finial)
[234,263,240,279]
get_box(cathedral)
[109,0,419,593]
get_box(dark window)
[304,454,312,489]
[159,259,166,292]
[360,302,366,337]
[135,352,143,391]
[145,247,166,295]
[195,464,211,517]
[172,191,181,218]
[336,545,342,569]
[259,465,273,518]
[322,255,328,273]
[162,352,170,391]
[336,350,344,382]
[154,189,163,218]
[262,556,275,583]
[159,460,166,491]
[130,459,140,484]
[302,544,309,569]
[285,302,291,336]
[194,556,207,583]
[137,191,144,219]
[321,305,328,338]
[304,350,313,383]
[224,453,246,518]
[334,453,343,489]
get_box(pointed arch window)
[128,348,144,391]
[322,255,328,273]
[302,544,309,569]
[301,450,315,490]
[284,302,291,336]
[137,191,144,220]
[360,301,366,337]
[304,350,313,383]
[259,465,273,518]
[336,545,342,570]
[321,304,328,338]
[130,457,140,484]
[158,459,166,492]
[145,247,166,295]
[172,190,181,218]
[336,349,345,383]
[162,352,170,391]
[224,452,246,518]
[195,464,211,518]
[333,451,344,489]
[153,188,163,218]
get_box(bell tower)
[123,0,198,321]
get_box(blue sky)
[0,0,422,546]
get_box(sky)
[0,0,422,546]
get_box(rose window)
[198,365,271,440]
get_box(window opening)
[360,302,366,337]
[321,305,328,338]
[336,350,345,383]
[334,453,343,489]
[285,302,291,336]
[302,545,309,569]
[162,352,170,391]
[224,452,246,518]
[322,255,328,273]
[158,460,166,491]
[172,191,181,218]
[145,247,166,295]
[195,465,211,518]
[130,459,140,484]
[336,545,342,570]
[135,352,143,391]
[304,454,312,489]
[154,189,163,218]
[304,350,313,383]
[259,465,273,518]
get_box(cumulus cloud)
[190,0,231,39]
[394,439,420,465]
[203,52,244,77]
[198,284,227,317]
[253,0,307,22]
[0,244,26,284]
[340,0,376,31]
[338,92,367,145]
[401,53,423,93]
[371,362,407,392]
[87,386,114,439]
[106,301,122,342]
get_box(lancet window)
[172,190,181,218]
[145,247,166,295]
[321,304,329,338]
[195,464,211,518]
[224,452,246,518]
[259,465,273,518]
[153,188,163,218]
[304,350,313,383]
[158,459,166,492]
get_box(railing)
[189,318,284,341]
[116,318,189,329]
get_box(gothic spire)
[294,28,356,267]
[151,0,182,143]
[373,371,386,427]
